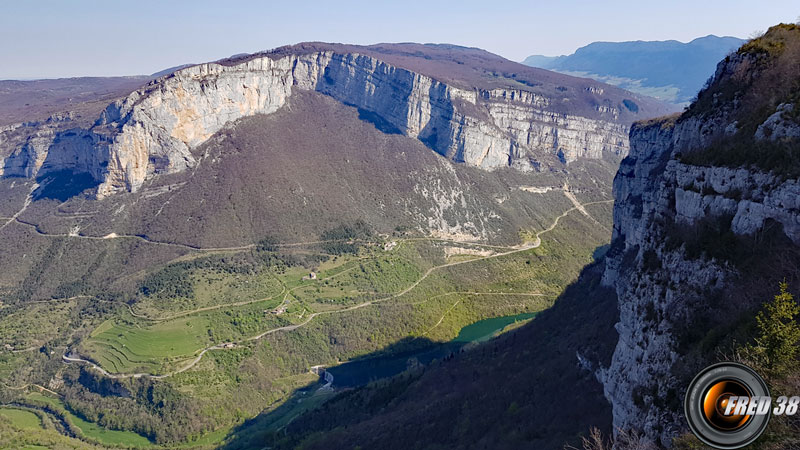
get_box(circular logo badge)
[685,362,771,449]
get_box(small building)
[269,303,288,315]
[309,272,317,280]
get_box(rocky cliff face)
[0,45,665,198]
[598,25,800,446]
[600,122,800,446]
[0,115,104,179]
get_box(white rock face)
[597,49,800,445]
[1,51,631,198]
[599,111,800,446]
[672,164,800,240]
[0,115,102,178]
[755,103,800,141]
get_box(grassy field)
[26,392,152,448]
[0,407,43,430]
[68,409,153,447]
[0,420,99,450]
[85,317,216,374]
[133,268,285,318]
[78,242,439,375]
[82,296,292,374]
[0,191,613,447]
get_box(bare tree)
[565,427,658,450]
[564,427,609,450]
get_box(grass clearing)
[81,295,291,374]
[135,267,284,318]
[0,407,43,430]
[83,316,213,374]
[26,392,152,448]
[80,241,435,375]
[68,411,152,447]
[57,206,610,446]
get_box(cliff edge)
[600,24,800,445]
[0,43,672,198]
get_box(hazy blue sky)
[1,0,797,79]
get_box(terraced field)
[85,317,218,374]
[1,188,614,448]
[77,241,449,376]
[82,298,295,375]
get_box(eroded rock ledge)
[1,51,632,198]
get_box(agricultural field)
[25,392,152,448]
[0,407,43,430]
[0,194,612,447]
[77,240,447,376]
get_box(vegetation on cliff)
[681,24,800,177]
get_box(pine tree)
[752,282,800,376]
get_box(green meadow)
[0,407,43,430]
[26,392,152,448]
[1,205,610,447]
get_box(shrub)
[663,214,739,261]
[745,282,800,377]
[642,249,662,272]
[622,99,639,113]
[320,220,373,255]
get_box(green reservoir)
[327,312,538,387]
[452,312,538,343]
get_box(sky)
[0,0,797,79]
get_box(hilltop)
[523,35,745,105]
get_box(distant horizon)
[0,33,747,82]
[520,33,745,58]
[1,0,795,80]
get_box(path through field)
[61,199,613,379]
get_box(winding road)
[60,198,613,379]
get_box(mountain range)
[243,24,800,449]
[0,42,673,448]
[523,35,745,105]
[1,24,798,450]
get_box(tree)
[750,282,800,376]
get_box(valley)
[0,36,664,449]
[0,150,615,447]
[3,3,799,449]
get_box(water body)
[326,312,537,388]
[452,312,537,343]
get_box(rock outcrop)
[600,120,800,446]
[0,46,663,198]
[597,25,800,446]
[0,114,102,179]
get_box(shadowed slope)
[224,262,619,450]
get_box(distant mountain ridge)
[523,35,745,105]
[0,41,674,199]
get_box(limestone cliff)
[597,24,800,446]
[0,44,669,198]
